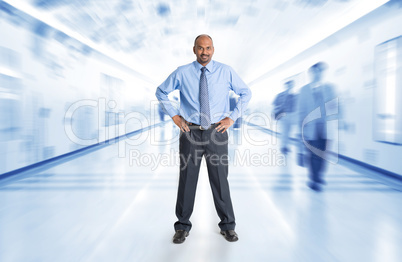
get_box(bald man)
[156,34,252,243]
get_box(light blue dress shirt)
[155,60,252,124]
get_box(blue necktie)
[200,67,211,129]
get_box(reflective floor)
[1,123,402,262]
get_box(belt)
[189,123,218,130]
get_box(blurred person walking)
[273,80,297,155]
[298,62,337,191]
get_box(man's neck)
[197,60,212,67]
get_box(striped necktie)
[200,67,211,129]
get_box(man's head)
[308,62,328,83]
[284,80,295,90]
[193,34,214,66]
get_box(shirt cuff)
[166,108,180,118]
[229,111,239,122]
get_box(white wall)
[0,14,156,174]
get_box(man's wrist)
[228,114,238,122]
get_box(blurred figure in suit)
[229,92,242,129]
[273,80,296,154]
[298,62,337,191]
[158,103,166,122]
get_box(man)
[155,34,251,243]
[298,62,337,192]
[272,80,296,154]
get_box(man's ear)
[193,46,196,54]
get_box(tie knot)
[201,67,206,73]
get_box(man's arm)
[272,92,281,106]
[228,67,252,122]
[155,70,192,132]
[216,67,251,133]
[155,71,180,118]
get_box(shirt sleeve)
[155,70,180,118]
[228,67,252,121]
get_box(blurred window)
[374,36,402,144]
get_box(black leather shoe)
[173,230,189,244]
[280,147,290,155]
[307,181,322,192]
[220,230,238,242]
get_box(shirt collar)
[193,60,214,73]
[311,81,322,89]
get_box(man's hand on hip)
[172,115,191,132]
[216,117,234,133]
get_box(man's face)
[285,81,294,90]
[310,68,323,83]
[193,36,214,66]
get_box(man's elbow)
[155,87,164,100]
[244,88,252,102]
